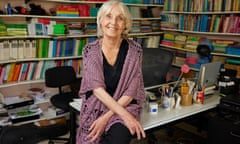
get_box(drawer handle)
[230,131,240,138]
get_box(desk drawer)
[207,116,240,144]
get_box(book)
[0,41,4,61]
[33,61,44,80]
[2,40,10,60]
[6,63,16,82]
[36,39,43,58]
[0,66,5,84]
[40,61,53,79]
[12,63,22,82]
[35,23,44,35]
[3,96,34,109]
[73,39,78,56]
[31,40,37,58]
[9,40,18,59]
[18,40,25,59]
[48,40,54,58]
[26,62,36,81]
[42,39,49,58]
[24,40,32,58]
[18,63,28,81]
[8,107,42,123]
[21,63,30,81]
[3,64,9,83]
[56,40,62,57]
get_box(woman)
[76,1,146,143]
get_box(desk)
[69,94,220,144]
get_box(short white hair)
[96,0,132,38]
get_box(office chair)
[45,66,79,144]
[142,48,174,87]
[142,48,174,139]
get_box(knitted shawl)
[76,38,145,144]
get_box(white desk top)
[69,94,220,131]
[141,94,220,130]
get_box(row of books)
[123,0,164,4]
[131,20,161,33]
[161,32,235,53]
[36,38,86,58]
[56,4,100,17]
[0,23,28,36]
[56,5,81,17]
[133,35,161,48]
[0,35,162,62]
[178,14,210,32]
[0,38,92,61]
[0,20,7,36]
[161,14,240,33]
[0,59,82,85]
[164,0,240,12]
[28,18,78,36]
[4,18,159,37]
[160,14,178,29]
[0,39,36,61]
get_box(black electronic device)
[218,68,239,96]
[218,94,240,115]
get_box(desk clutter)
[0,88,70,144]
[0,88,47,126]
[145,79,218,113]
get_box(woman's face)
[101,4,126,39]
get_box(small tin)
[195,91,204,104]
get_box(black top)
[103,39,128,96]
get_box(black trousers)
[101,123,133,144]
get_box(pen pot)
[181,93,193,106]
[162,96,170,110]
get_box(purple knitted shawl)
[76,38,145,144]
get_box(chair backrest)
[142,48,174,87]
[45,66,77,88]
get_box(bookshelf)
[0,0,164,89]
[0,0,164,127]
[160,0,240,78]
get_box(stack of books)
[131,20,141,33]
[141,20,152,32]
[3,95,42,123]
[68,22,85,35]
[160,14,178,29]
[151,20,161,32]
[56,5,79,17]
[185,36,200,51]
[0,20,7,36]
[85,23,97,34]
[174,35,186,48]
[212,40,234,53]
[161,33,175,47]
[6,24,28,36]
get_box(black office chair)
[142,48,174,87]
[142,48,175,140]
[45,65,79,144]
